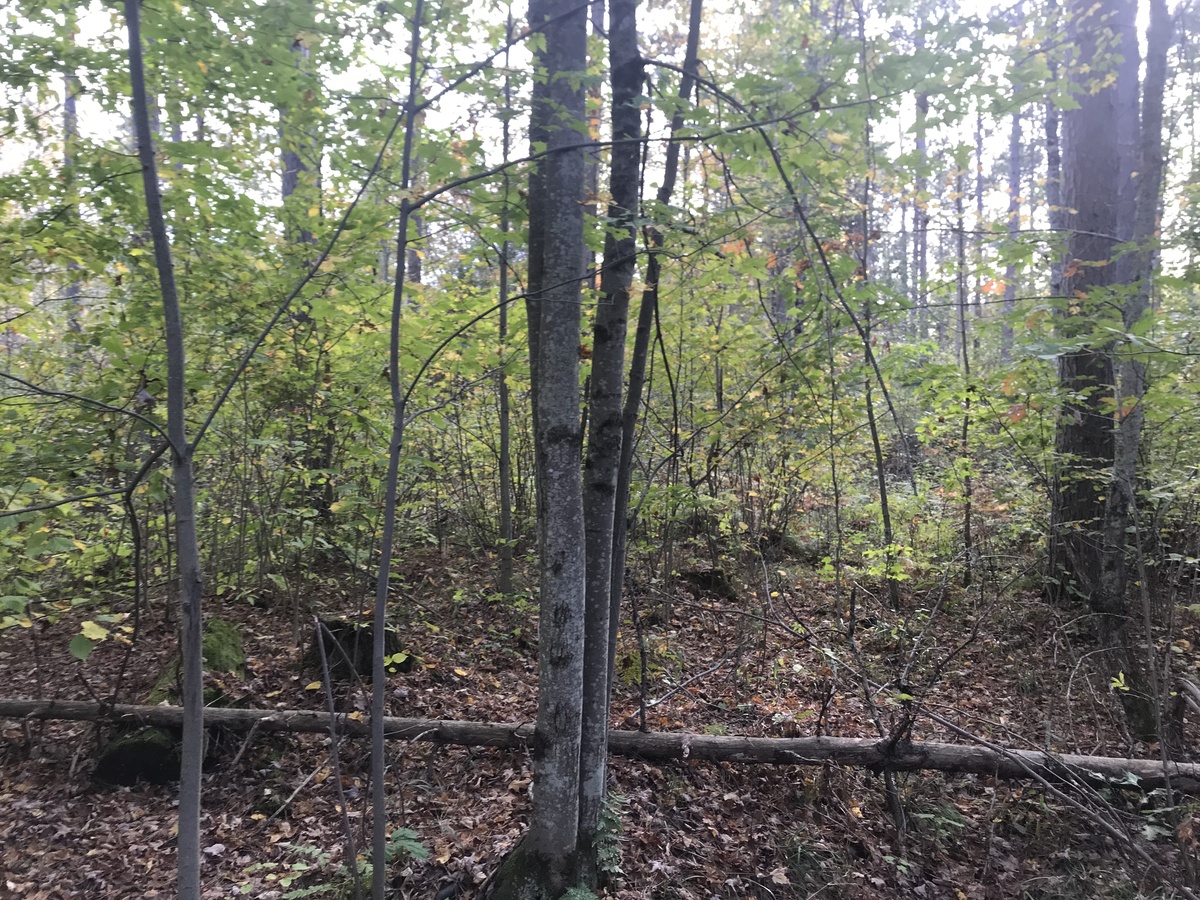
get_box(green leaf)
[68,634,95,661]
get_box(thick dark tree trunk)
[1048,0,1127,605]
[1095,0,1171,742]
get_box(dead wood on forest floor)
[3,698,1197,793]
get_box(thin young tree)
[123,2,205,897]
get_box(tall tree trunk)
[1045,72,1064,299]
[124,3,205,897]
[912,76,929,341]
[63,4,82,330]
[956,171,974,586]
[370,3,425,896]
[578,0,643,869]
[1095,0,1171,742]
[1048,0,1132,606]
[491,0,590,895]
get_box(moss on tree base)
[485,837,595,900]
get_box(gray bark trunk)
[124,3,205,897]
[1002,108,1021,360]
[1049,0,1126,604]
[524,0,590,891]
[578,0,642,858]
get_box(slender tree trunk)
[370,4,424,897]
[491,1,590,895]
[497,12,516,597]
[63,5,82,330]
[578,0,642,867]
[1046,73,1064,299]
[124,3,204,897]
[607,0,704,697]
[956,171,973,586]
[912,79,929,341]
[1002,107,1021,360]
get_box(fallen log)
[2,698,1197,793]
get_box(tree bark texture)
[1095,0,1171,741]
[578,0,643,857]
[1048,0,1129,604]
[525,0,590,891]
[5,700,1199,794]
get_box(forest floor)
[2,544,1199,899]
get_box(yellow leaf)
[453,668,469,677]
[80,620,109,641]
[305,681,322,691]
[347,711,365,722]
[329,501,344,513]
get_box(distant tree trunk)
[956,171,974,586]
[1048,0,1133,605]
[578,0,642,868]
[497,13,516,597]
[281,23,318,250]
[490,0,589,895]
[1045,74,1064,299]
[124,3,205,897]
[1002,107,1021,360]
[608,0,704,697]
[1095,0,1171,742]
[63,5,82,330]
[912,76,929,341]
